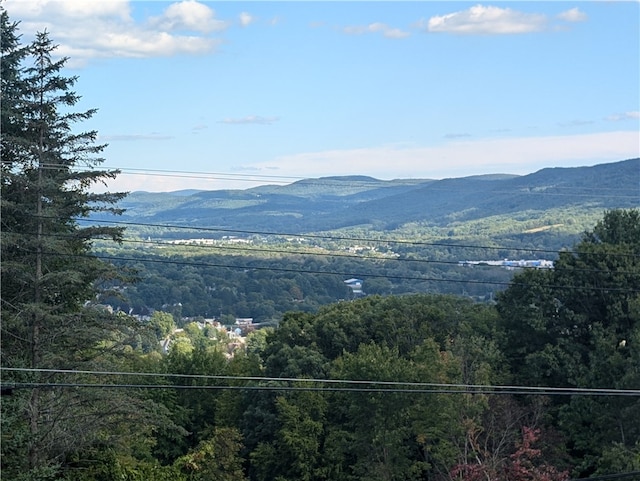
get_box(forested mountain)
[100,158,639,236]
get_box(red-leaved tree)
[452,427,569,481]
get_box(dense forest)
[2,11,640,481]
[97,245,521,320]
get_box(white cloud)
[96,131,639,192]
[219,116,280,125]
[427,5,547,35]
[243,131,640,180]
[239,12,254,27]
[4,0,227,64]
[367,22,386,33]
[343,22,410,39]
[149,0,226,33]
[6,0,132,21]
[557,8,588,23]
[605,111,640,122]
[102,31,216,57]
[383,28,411,39]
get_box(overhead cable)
[27,249,640,293]
[3,367,640,397]
[75,217,640,259]
[38,163,640,200]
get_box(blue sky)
[6,1,639,192]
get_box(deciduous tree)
[497,209,640,475]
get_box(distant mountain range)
[98,159,639,238]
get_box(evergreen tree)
[1,9,29,169]
[0,10,158,478]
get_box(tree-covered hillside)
[96,159,639,249]
[91,158,638,318]
[11,209,639,480]
[2,12,639,481]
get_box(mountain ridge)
[98,159,639,238]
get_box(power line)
[6,382,640,396]
[39,164,302,185]
[30,250,520,288]
[30,249,640,293]
[10,226,640,292]
[11,219,640,286]
[3,367,640,397]
[76,217,640,259]
[7,230,488,267]
[99,236,640,277]
[14,219,640,279]
[22,213,640,260]
[39,163,640,199]
[21,230,558,273]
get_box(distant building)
[235,318,254,326]
[344,278,364,297]
[457,259,554,270]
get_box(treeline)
[2,12,639,481]
[99,248,517,320]
[96,208,598,318]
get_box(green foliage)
[68,448,185,481]
[497,209,640,476]
[245,327,274,360]
[329,343,429,481]
[174,427,247,481]
[251,392,327,481]
[0,11,165,479]
[594,442,640,474]
[245,294,506,480]
[3,11,637,480]
[150,310,176,338]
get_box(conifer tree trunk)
[28,68,46,468]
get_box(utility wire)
[3,367,640,397]
[21,230,565,273]
[29,249,640,293]
[74,217,640,259]
[39,163,640,199]
[9,230,494,267]
[10,226,639,291]
[29,250,522,288]
[15,220,640,277]
[96,236,640,277]
[5,382,640,396]
[24,213,640,259]
[40,164,302,185]
[12,223,640,280]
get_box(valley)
[94,159,639,320]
